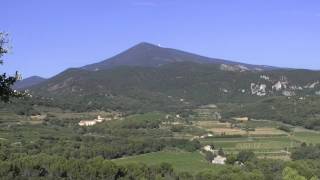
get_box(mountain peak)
[82,43,278,71]
[131,42,161,50]
[135,42,158,47]
[82,42,213,70]
[13,76,46,90]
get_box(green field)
[113,151,225,173]
[199,136,294,160]
[184,120,320,160]
[293,131,320,144]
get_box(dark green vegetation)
[221,96,320,130]
[0,108,319,179]
[2,147,320,179]
[0,112,200,160]
[291,144,320,160]
[114,151,215,173]
[0,111,202,179]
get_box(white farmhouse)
[78,120,97,126]
[78,115,109,126]
[212,155,227,165]
[95,115,104,122]
[207,133,213,137]
[203,145,216,153]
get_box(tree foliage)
[282,167,307,180]
[291,144,320,160]
[0,32,24,102]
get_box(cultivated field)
[194,121,286,136]
[188,120,320,160]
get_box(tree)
[291,144,320,160]
[226,154,237,165]
[218,147,225,156]
[204,151,215,162]
[0,32,9,65]
[0,32,24,102]
[236,150,256,163]
[310,176,319,180]
[282,167,307,180]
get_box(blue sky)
[1,0,320,78]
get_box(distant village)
[78,113,122,126]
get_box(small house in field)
[95,115,104,122]
[200,133,214,139]
[203,145,215,152]
[212,155,226,165]
[78,115,109,126]
[232,117,249,123]
[207,133,213,137]
[78,120,97,126]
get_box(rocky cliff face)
[246,75,320,97]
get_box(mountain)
[13,76,46,90]
[26,61,320,130]
[11,42,320,129]
[82,42,277,71]
[30,62,320,112]
[28,43,320,112]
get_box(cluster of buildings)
[78,115,112,126]
[203,145,227,165]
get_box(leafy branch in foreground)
[0,32,26,102]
